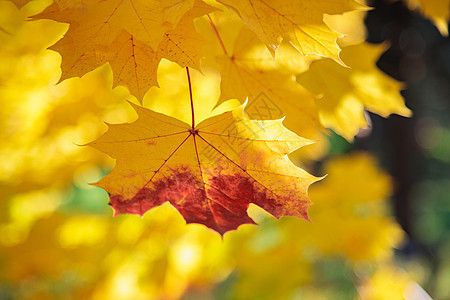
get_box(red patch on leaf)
[109,168,310,235]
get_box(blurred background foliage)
[0,0,448,299]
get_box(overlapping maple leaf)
[32,0,366,100]
[217,0,365,62]
[35,0,214,99]
[215,27,322,136]
[25,0,413,234]
[298,43,412,140]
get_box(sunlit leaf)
[90,103,319,234]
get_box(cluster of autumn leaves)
[12,0,417,234]
[1,0,448,298]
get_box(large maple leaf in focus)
[89,103,318,234]
[217,0,365,63]
[36,0,212,99]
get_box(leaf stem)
[207,14,228,56]
[186,67,195,128]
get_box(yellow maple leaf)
[95,0,214,99]
[157,2,212,72]
[95,30,160,100]
[35,0,211,99]
[217,0,365,63]
[89,102,318,234]
[297,43,412,141]
[39,0,194,49]
[196,12,328,160]
[197,9,319,74]
[215,27,321,137]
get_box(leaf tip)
[335,51,350,68]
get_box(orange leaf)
[35,0,212,99]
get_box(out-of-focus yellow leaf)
[418,0,449,35]
[307,152,404,261]
[358,265,413,300]
[402,0,449,35]
[312,153,393,204]
[0,205,234,300]
[297,43,412,141]
[324,1,369,46]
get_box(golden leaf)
[35,0,212,99]
[298,43,412,140]
[217,0,366,63]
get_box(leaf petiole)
[186,67,195,129]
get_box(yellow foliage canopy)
[6,0,411,234]
[0,1,416,298]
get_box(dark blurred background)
[351,0,449,295]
